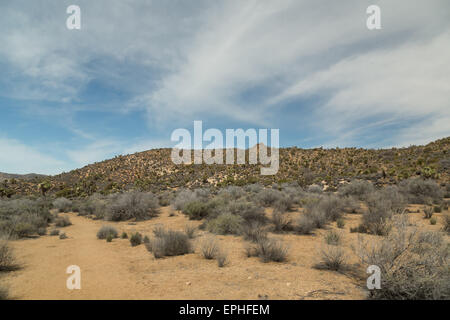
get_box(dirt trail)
[2,208,369,300]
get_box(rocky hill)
[1,137,449,198]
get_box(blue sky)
[0,0,449,174]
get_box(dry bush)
[206,213,244,235]
[251,238,289,263]
[317,244,346,271]
[443,213,450,234]
[173,189,210,211]
[146,228,192,258]
[244,184,263,194]
[354,225,450,300]
[96,225,118,239]
[324,230,342,246]
[0,198,51,239]
[307,184,323,194]
[400,178,443,204]
[359,192,396,236]
[59,232,68,239]
[241,221,268,242]
[271,212,293,233]
[54,216,72,227]
[0,241,17,271]
[338,180,374,200]
[50,229,60,236]
[295,215,316,235]
[200,236,219,259]
[216,251,228,267]
[257,189,284,207]
[184,224,196,239]
[106,191,159,221]
[224,200,266,224]
[218,186,245,200]
[423,206,434,219]
[52,198,72,213]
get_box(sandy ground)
[1,205,447,300]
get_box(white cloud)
[0,138,66,175]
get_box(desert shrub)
[336,218,345,229]
[59,233,67,239]
[273,194,295,213]
[52,198,72,213]
[430,217,437,225]
[433,205,442,213]
[216,251,228,267]
[400,178,443,204]
[183,201,211,220]
[378,186,406,214]
[307,184,323,194]
[443,214,450,234]
[424,206,434,219]
[0,198,51,239]
[54,216,72,227]
[184,224,196,239]
[200,236,219,259]
[241,221,267,242]
[173,189,210,211]
[324,230,342,245]
[257,189,284,207]
[146,228,192,258]
[0,241,16,271]
[225,200,266,224]
[130,232,143,246]
[37,227,47,235]
[158,191,173,207]
[218,186,245,200]
[143,235,150,244]
[272,212,293,232]
[359,192,395,235]
[338,180,374,200]
[96,225,118,240]
[106,234,113,242]
[355,227,450,300]
[50,229,60,236]
[244,184,263,193]
[206,213,244,235]
[105,191,159,221]
[318,244,346,271]
[295,215,316,235]
[250,238,289,263]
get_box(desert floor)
[1,205,447,300]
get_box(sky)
[0,0,449,174]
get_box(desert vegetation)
[0,137,449,300]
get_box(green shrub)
[59,232,68,239]
[106,234,113,242]
[424,206,434,219]
[434,205,442,213]
[272,212,293,232]
[336,218,345,229]
[183,201,210,220]
[96,225,118,239]
[430,217,437,225]
[121,232,128,239]
[130,232,143,246]
[206,213,244,235]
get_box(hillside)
[1,137,449,198]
